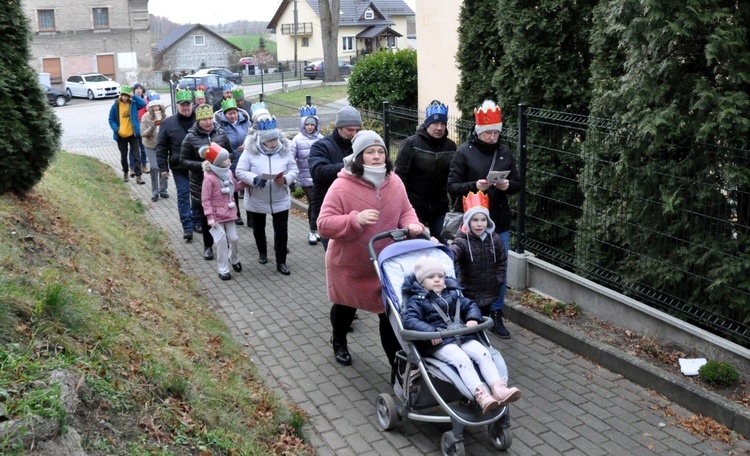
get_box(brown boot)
[136,175,145,185]
[123,172,129,182]
[491,378,522,406]
[473,384,500,414]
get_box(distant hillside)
[149,15,271,42]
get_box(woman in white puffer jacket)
[235,118,299,275]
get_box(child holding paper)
[200,143,247,280]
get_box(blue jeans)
[490,230,510,312]
[130,138,148,169]
[173,171,193,232]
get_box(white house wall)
[415,0,460,114]
[274,0,324,67]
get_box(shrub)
[347,49,417,111]
[699,360,740,386]
[0,2,61,196]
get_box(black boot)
[331,337,352,366]
[491,310,511,339]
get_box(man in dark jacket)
[447,99,521,337]
[178,104,234,261]
[308,106,362,249]
[395,100,457,243]
[156,89,196,242]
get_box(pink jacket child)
[200,143,247,281]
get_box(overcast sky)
[149,0,416,25]
[149,0,283,24]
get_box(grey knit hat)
[351,130,386,159]
[335,106,363,128]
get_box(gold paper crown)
[474,100,502,127]
[195,104,213,121]
[462,191,490,213]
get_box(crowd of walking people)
[110,84,522,412]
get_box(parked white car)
[64,73,121,100]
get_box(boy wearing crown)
[108,85,147,184]
[449,190,512,337]
[447,100,520,337]
[395,100,457,244]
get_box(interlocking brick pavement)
[58,102,750,455]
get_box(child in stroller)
[402,256,522,413]
[369,230,519,454]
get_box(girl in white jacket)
[235,117,299,275]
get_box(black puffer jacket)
[449,226,507,308]
[155,112,196,172]
[178,123,234,205]
[395,125,457,221]
[308,128,353,211]
[447,131,520,233]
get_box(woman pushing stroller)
[402,255,522,413]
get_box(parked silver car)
[64,73,121,100]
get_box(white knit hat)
[414,256,445,284]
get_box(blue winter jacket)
[108,95,146,141]
[402,275,482,354]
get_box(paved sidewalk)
[66,144,748,455]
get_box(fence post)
[259,93,264,103]
[306,95,312,106]
[382,101,390,148]
[169,80,176,115]
[516,103,528,254]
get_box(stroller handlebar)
[400,316,495,341]
[368,229,431,262]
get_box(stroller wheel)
[375,393,398,430]
[440,431,465,456]
[488,420,513,451]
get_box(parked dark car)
[43,84,71,107]
[193,68,242,85]
[303,60,353,80]
[176,75,232,106]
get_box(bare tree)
[318,0,342,82]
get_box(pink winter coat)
[201,163,247,224]
[318,170,421,313]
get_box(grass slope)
[0,152,312,455]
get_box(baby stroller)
[368,230,513,455]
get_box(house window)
[301,37,310,47]
[93,8,109,29]
[365,8,374,20]
[194,35,205,46]
[38,9,55,32]
[342,36,354,52]
[387,36,396,48]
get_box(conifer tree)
[492,0,598,257]
[582,0,750,322]
[0,3,61,196]
[455,0,503,122]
